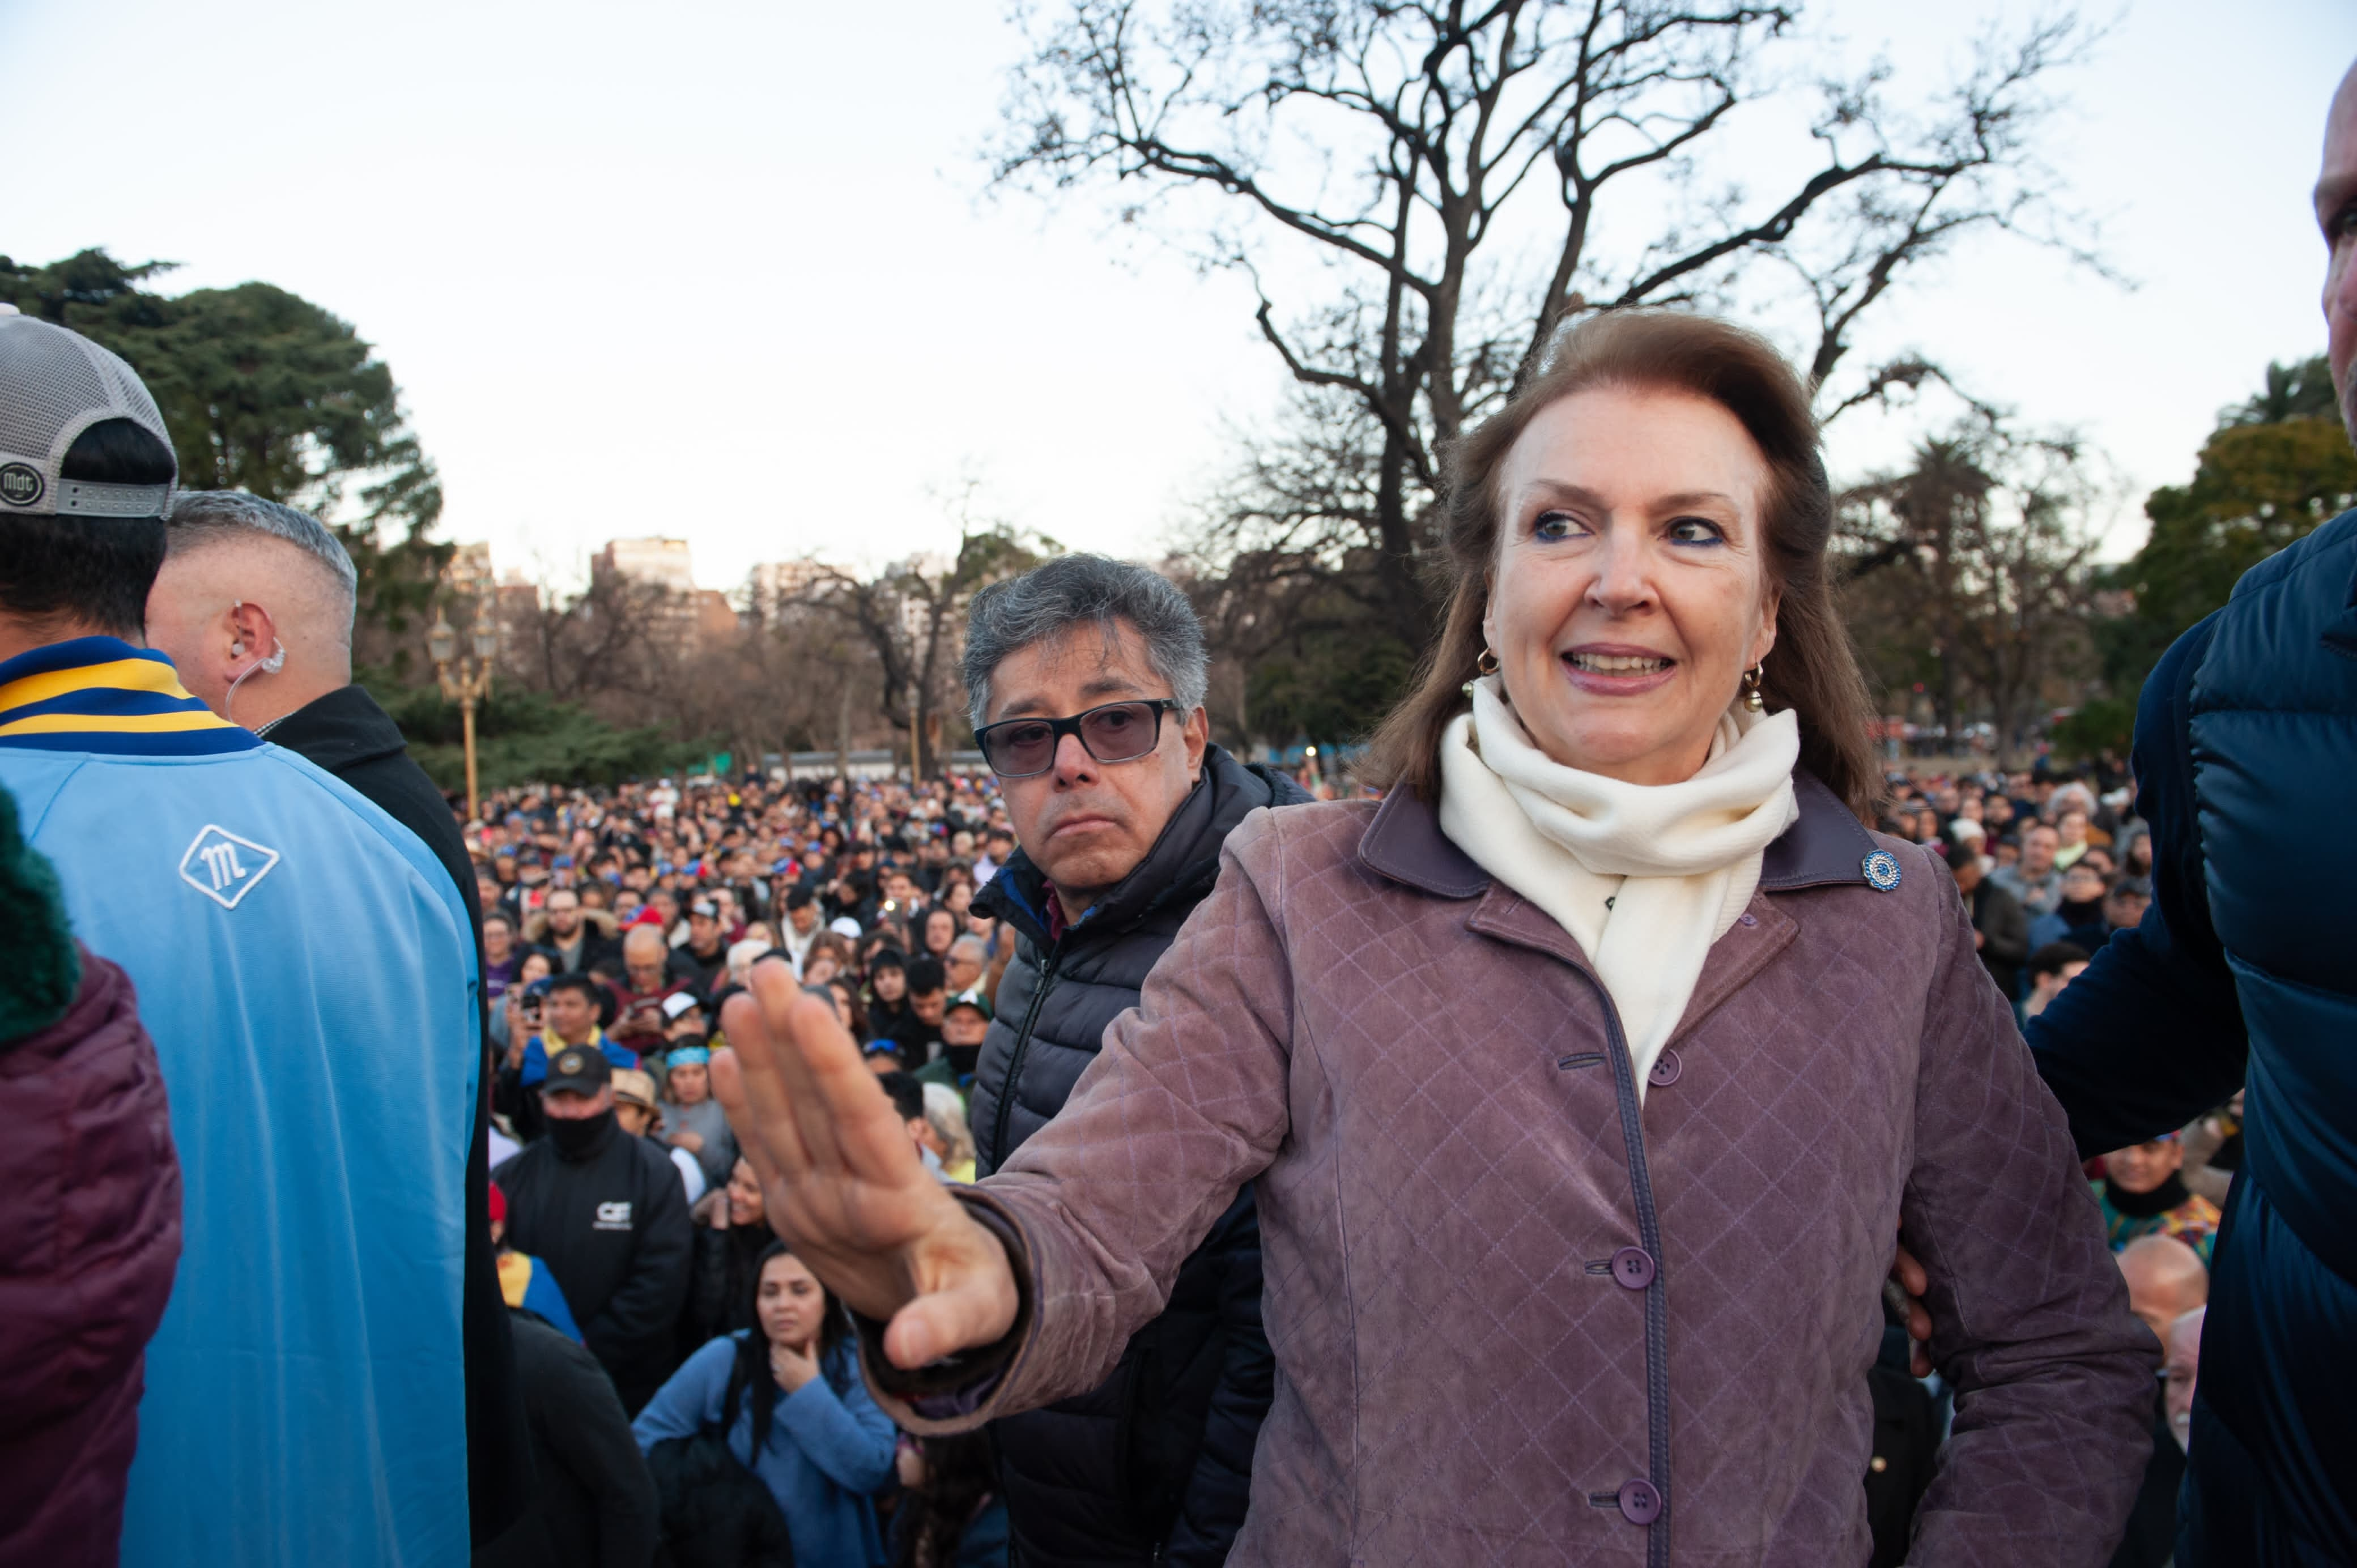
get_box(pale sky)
[3,0,2350,591]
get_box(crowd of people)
[7,54,2357,1568]
[467,765,1036,1562]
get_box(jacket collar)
[1757,770,1879,890]
[1360,765,1873,898]
[260,683,410,773]
[976,743,1307,947]
[0,636,258,757]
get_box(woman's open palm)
[712,961,1018,1370]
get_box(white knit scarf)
[1437,675,1800,1097]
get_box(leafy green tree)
[2100,370,2357,698]
[367,679,706,793]
[0,249,449,670]
[2049,696,2134,761]
[2222,353,2338,427]
[1243,628,1417,753]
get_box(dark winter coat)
[882,778,2156,1566]
[2031,508,2357,1565]
[495,1115,694,1413]
[474,1310,661,1568]
[967,745,1304,1566]
[679,1218,771,1358]
[0,949,181,1568]
[643,1430,795,1568]
[267,681,534,1545]
[1965,876,2030,1001]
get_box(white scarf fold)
[1437,675,1800,1097]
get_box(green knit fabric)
[0,786,81,1044]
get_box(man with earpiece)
[144,491,535,1556]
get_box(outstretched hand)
[711,964,1019,1370]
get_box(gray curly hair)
[961,554,1207,727]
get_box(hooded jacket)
[494,1114,694,1413]
[967,744,1305,1566]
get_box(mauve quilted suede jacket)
[874,776,2156,1566]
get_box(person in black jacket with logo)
[495,1048,694,1414]
[959,556,1306,1566]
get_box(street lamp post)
[429,598,499,821]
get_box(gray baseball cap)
[0,303,177,519]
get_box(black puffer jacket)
[969,745,1304,1566]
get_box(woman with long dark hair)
[678,1158,775,1354]
[714,310,2156,1563]
[635,1239,896,1565]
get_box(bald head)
[2315,58,2357,443]
[622,926,668,979]
[2118,1235,2209,1346]
[146,492,356,726]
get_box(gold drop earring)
[1462,646,1500,696]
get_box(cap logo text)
[0,463,44,507]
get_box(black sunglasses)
[973,699,1182,778]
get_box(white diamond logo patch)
[178,824,282,909]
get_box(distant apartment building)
[750,558,830,610]
[444,540,495,591]
[593,536,698,595]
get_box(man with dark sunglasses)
[957,554,1308,1568]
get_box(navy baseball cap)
[544,1046,611,1096]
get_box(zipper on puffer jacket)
[989,944,1062,1172]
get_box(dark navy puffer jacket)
[971,745,1305,1566]
[2031,507,2357,1565]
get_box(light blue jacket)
[0,638,479,1567]
[635,1334,899,1566]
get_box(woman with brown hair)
[710,311,2156,1565]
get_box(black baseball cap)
[545,1046,612,1096]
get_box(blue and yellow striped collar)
[0,637,260,756]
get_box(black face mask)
[547,1107,615,1161]
[2060,896,2105,926]
[2107,1169,2191,1218]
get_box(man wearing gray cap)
[0,304,482,1568]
